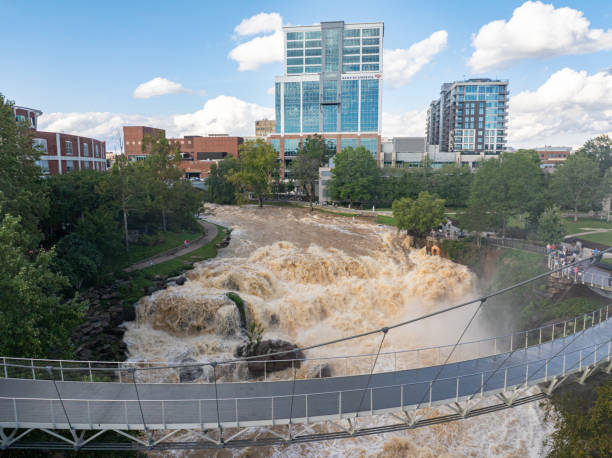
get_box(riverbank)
[71,222,230,361]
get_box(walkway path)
[565,228,612,239]
[124,219,219,272]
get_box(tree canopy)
[537,207,567,245]
[230,139,278,207]
[392,191,446,238]
[577,134,612,175]
[293,135,334,210]
[327,146,379,206]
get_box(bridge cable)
[287,350,299,438]
[129,368,149,443]
[355,327,388,417]
[45,366,76,441]
[415,297,486,411]
[211,362,223,443]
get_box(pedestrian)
[184,239,189,249]
[546,243,551,255]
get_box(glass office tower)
[270,21,383,176]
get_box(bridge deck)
[1,319,611,430]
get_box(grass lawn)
[118,225,227,305]
[109,228,204,271]
[577,231,612,246]
[376,215,397,226]
[563,217,612,234]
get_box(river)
[123,205,552,457]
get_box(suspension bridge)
[2,254,612,450]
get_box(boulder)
[178,357,204,383]
[235,339,305,377]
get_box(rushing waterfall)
[123,205,551,456]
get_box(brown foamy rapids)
[127,224,476,377]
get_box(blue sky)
[1,0,611,149]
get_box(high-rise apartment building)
[426,78,509,167]
[269,21,383,177]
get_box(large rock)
[235,339,305,377]
[178,357,204,383]
[307,363,332,379]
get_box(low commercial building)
[13,105,107,175]
[536,146,572,172]
[123,126,243,179]
[255,119,275,137]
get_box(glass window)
[343,38,360,46]
[65,140,73,155]
[360,138,378,156]
[286,32,303,41]
[323,80,337,102]
[284,139,300,156]
[275,83,281,133]
[302,81,319,132]
[305,40,322,48]
[65,160,74,171]
[362,64,379,71]
[305,48,322,56]
[343,55,360,63]
[305,57,321,65]
[362,46,379,54]
[287,58,303,65]
[341,138,358,150]
[362,38,379,45]
[287,66,303,74]
[305,31,321,39]
[362,54,379,62]
[323,105,337,132]
[83,143,89,156]
[270,139,280,153]
[33,138,48,153]
[343,64,360,72]
[83,161,90,169]
[343,29,360,38]
[360,79,379,132]
[287,41,303,49]
[36,159,49,174]
[340,80,358,132]
[284,82,301,133]
[342,47,360,54]
[325,138,337,154]
[305,66,321,73]
[362,28,380,37]
[324,29,339,72]
[287,49,303,57]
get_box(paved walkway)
[124,220,219,272]
[565,228,612,239]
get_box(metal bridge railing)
[2,338,611,430]
[1,305,610,384]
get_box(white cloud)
[383,31,448,88]
[469,1,612,73]
[382,109,427,138]
[266,87,275,95]
[234,12,282,36]
[229,30,283,71]
[229,12,284,71]
[508,68,612,148]
[38,95,273,152]
[133,77,191,99]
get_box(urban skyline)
[1,1,610,151]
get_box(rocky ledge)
[235,339,306,377]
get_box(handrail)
[2,304,609,380]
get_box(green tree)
[392,191,445,239]
[53,233,103,289]
[537,207,567,245]
[293,134,333,211]
[551,154,603,221]
[577,134,612,174]
[230,139,278,207]
[467,151,545,236]
[0,93,49,245]
[206,156,240,204]
[0,213,84,358]
[142,133,183,232]
[328,146,379,206]
[547,379,612,458]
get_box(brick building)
[536,146,572,172]
[123,126,243,179]
[13,106,107,175]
